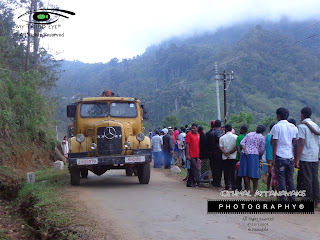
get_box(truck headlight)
[124,141,130,148]
[136,133,145,142]
[76,134,85,143]
[91,143,97,150]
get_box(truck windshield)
[110,102,137,117]
[80,103,108,117]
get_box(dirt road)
[70,168,320,240]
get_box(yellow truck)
[66,90,151,185]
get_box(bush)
[161,115,181,128]
[0,71,56,144]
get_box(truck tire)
[133,169,138,176]
[81,169,88,178]
[138,162,150,184]
[126,168,134,176]
[70,168,80,186]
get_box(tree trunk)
[175,97,178,111]
[33,0,40,69]
[25,0,34,71]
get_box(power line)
[271,21,320,45]
[260,33,318,56]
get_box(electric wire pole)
[216,70,234,124]
[215,62,221,120]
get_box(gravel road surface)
[70,168,320,240]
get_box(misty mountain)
[54,20,320,131]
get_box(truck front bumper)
[68,149,152,168]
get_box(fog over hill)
[54,19,320,132]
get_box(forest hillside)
[54,19,320,132]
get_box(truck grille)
[97,126,123,155]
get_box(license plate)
[77,158,98,165]
[125,156,145,163]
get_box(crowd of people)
[150,107,320,207]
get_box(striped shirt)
[151,134,163,152]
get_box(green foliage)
[18,167,79,238]
[19,168,67,201]
[0,71,56,142]
[0,1,59,144]
[161,115,181,128]
[143,120,153,135]
[194,120,210,132]
[0,232,9,240]
[228,111,254,134]
[259,116,277,133]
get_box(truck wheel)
[133,169,138,176]
[81,169,88,178]
[138,162,150,184]
[126,168,134,176]
[70,168,80,185]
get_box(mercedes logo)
[104,127,116,139]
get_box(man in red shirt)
[186,123,202,187]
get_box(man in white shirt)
[151,131,163,168]
[219,124,238,190]
[162,126,168,135]
[296,107,320,207]
[270,107,298,201]
[62,136,69,157]
[178,127,187,166]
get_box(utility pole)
[56,125,58,140]
[215,62,221,120]
[217,70,234,124]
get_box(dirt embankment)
[0,198,29,239]
[0,138,68,239]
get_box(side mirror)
[67,104,76,118]
[141,104,148,120]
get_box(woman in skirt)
[238,125,266,194]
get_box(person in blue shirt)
[265,123,275,191]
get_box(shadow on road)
[72,170,152,189]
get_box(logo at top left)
[18,8,75,25]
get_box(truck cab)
[66,91,151,185]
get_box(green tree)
[0,0,60,144]
[161,115,180,128]
[259,116,277,133]
[228,112,253,134]
[194,120,210,132]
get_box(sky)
[14,0,320,63]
